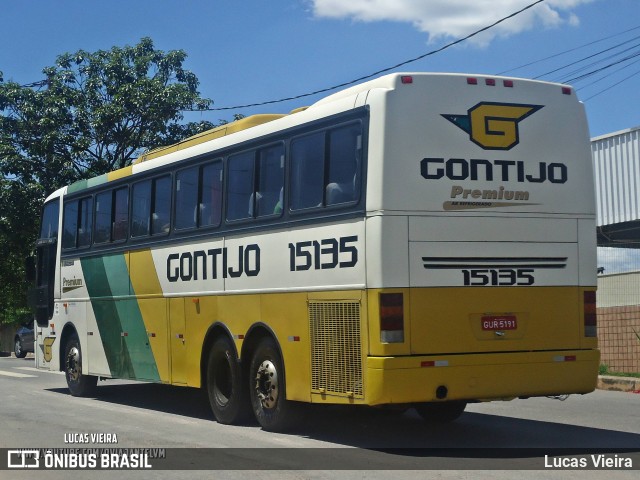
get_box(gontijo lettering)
[166,244,260,282]
[420,158,567,184]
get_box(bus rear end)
[364,73,598,413]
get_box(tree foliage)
[0,38,218,324]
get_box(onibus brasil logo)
[442,102,543,151]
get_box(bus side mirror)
[25,255,36,284]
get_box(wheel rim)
[66,346,81,381]
[254,360,279,409]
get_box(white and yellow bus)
[31,73,599,431]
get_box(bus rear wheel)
[206,336,250,424]
[414,401,467,423]
[249,337,302,432]
[64,332,97,397]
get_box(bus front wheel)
[414,401,467,423]
[249,337,302,432]
[206,336,250,424]
[64,332,98,397]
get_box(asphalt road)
[0,354,638,480]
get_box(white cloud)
[310,0,595,45]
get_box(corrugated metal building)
[592,126,640,245]
[593,126,640,374]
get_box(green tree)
[0,37,217,324]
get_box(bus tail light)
[584,291,597,337]
[380,293,404,343]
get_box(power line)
[496,24,640,76]
[563,50,640,84]
[582,67,640,101]
[576,56,640,91]
[534,36,640,81]
[189,0,546,111]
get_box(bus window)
[62,201,78,249]
[256,144,284,217]
[113,187,128,241]
[131,180,151,237]
[326,124,362,206]
[201,161,222,228]
[290,131,325,210]
[77,197,93,248]
[175,166,199,230]
[151,176,171,235]
[94,191,112,244]
[227,151,254,221]
[39,200,59,240]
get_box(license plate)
[481,315,517,331]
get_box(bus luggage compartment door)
[407,216,584,355]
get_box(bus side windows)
[131,180,151,237]
[227,151,255,222]
[151,176,171,235]
[62,197,92,249]
[327,125,362,206]
[62,201,79,249]
[175,160,223,231]
[94,191,112,244]
[291,132,325,210]
[113,187,129,241]
[256,144,284,218]
[131,176,171,238]
[201,161,222,228]
[40,200,60,240]
[227,145,284,222]
[94,187,129,244]
[290,122,362,212]
[175,166,199,230]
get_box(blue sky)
[1,0,639,137]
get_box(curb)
[597,375,640,393]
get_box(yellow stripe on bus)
[127,249,171,383]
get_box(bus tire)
[64,332,98,397]
[206,336,250,425]
[249,337,302,432]
[414,401,467,423]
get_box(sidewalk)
[598,375,640,393]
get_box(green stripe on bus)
[67,180,89,194]
[81,255,160,382]
[67,173,109,195]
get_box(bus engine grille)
[309,300,363,398]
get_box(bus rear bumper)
[365,349,600,405]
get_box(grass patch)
[599,364,640,378]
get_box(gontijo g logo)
[442,102,543,151]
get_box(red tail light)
[584,291,597,337]
[380,293,404,343]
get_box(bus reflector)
[485,78,496,86]
[554,355,577,362]
[562,86,572,95]
[401,75,413,84]
[380,293,404,343]
[421,360,449,367]
[584,291,597,337]
[467,77,478,85]
[503,80,514,87]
